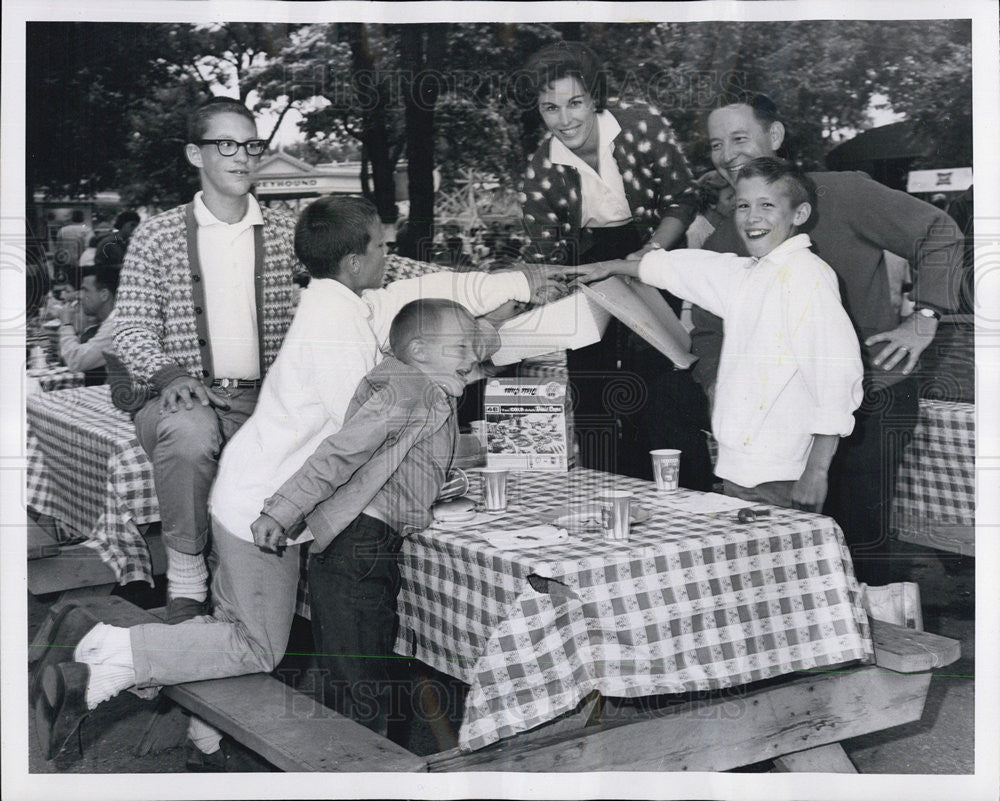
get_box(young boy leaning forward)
[575,157,863,511]
[251,298,496,738]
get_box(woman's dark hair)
[294,195,379,279]
[522,41,607,111]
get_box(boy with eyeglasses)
[104,97,297,766]
[113,97,297,629]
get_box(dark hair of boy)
[293,195,380,279]
[82,264,121,296]
[523,41,608,112]
[186,96,257,143]
[389,298,470,362]
[736,156,817,211]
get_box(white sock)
[86,663,135,710]
[166,548,209,602]
[75,623,133,668]
[187,716,222,754]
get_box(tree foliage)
[26,19,973,217]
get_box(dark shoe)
[35,662,90,760]
[166,597,211,624]
[184,739,231,772]
[29,604,97,704]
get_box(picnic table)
[26,385,160,586]
[397,469,875,752]
[24,387,958,772]
[891,398,975,555]
[26,365,85,393]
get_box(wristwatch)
[915,307,942,320]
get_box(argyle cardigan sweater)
[518,102,698,264]
[113,203,298,394]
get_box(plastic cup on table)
[596,490,633,541]
[650,449,682,492]
[479,467,509,513]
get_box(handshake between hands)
[487,259,640,326]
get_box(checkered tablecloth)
[396,468,874,751]
[26,385,159,585]
[26,366,85,392]
[892,398,975,533]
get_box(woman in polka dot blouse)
[517,41,714,489]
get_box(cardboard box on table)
[485,277,696,471]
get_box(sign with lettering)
[906,168,972,194]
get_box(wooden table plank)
[28,517,60,560]
[870,618,962,673]
[773,742,858,773]
[426,665,932,772]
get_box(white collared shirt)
[549,110,632,229]
[193,191,263,379]
[637,234,863,486]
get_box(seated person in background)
[573,157,863,512]
[57,262,120,385]
[251,299,494,740]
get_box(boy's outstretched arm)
[563,259,640,284]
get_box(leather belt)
[210,378,262,389]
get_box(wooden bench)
[27,522,166,599]
[30,596,424,772]
[31,597,959,773]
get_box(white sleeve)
[363,271,531,348]
[784,257,864,436]
[637,249,749,319]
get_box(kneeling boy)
[251,299,497,738]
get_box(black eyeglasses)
[195,138,267,157]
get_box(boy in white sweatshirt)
[573,157,863,512]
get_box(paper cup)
[479,468,509,513]
[650,449,681,492]
[597,490,632,541]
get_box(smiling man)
[693,94,965,585]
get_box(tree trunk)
[398,24,444,261]
[342,24,397,224]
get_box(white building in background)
[253,151,413,217]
